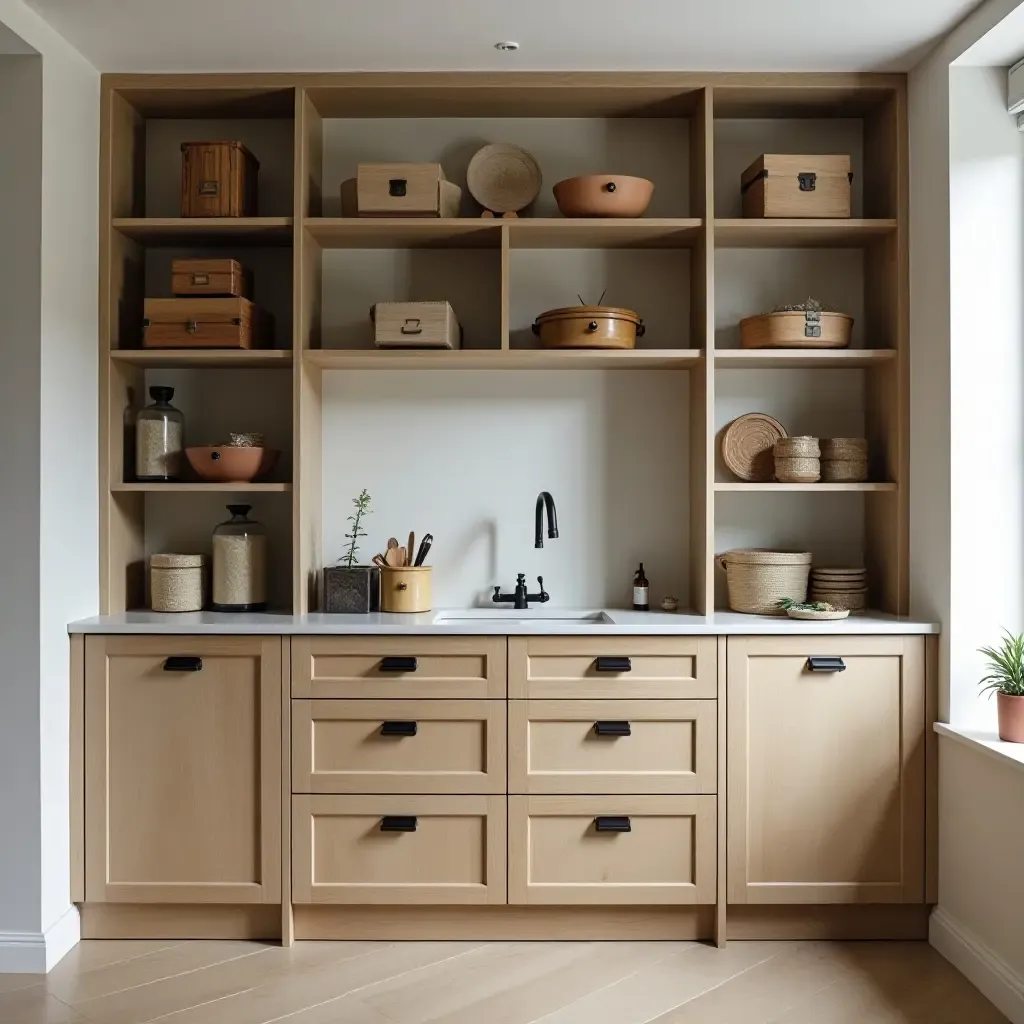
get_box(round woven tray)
[786,607,851,621]
[466,143,542,213]
[722,413,787,482]
[716,549,811,615]
[775,456,820,483]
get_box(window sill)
[934,722,1024,775]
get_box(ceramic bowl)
[552,175,654,217]
[186,446,278,483]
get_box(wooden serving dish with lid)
[532,304,645,350]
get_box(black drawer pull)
[594,721,631,737]
[379,656,418,673]
[380,816,417,832]
[380,720,418,737]
[163,656,202,672]
[595,816,631,833]
[806,656,847,673]
[595,656,632,673]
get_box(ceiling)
[24,0,983,74]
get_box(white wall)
[321,370,691,609]
[0,0,97,972]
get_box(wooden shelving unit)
[98,72,908,617]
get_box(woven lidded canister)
[151,553,205,613]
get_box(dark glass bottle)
[633,562,650,611]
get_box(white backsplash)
[321,369,691,609]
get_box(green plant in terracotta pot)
[978,630,1024,742]
[322,489,379,614]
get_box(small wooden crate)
[180,141,259,218]
[343,163,462,218]
[171,258,251,298]
[143,297,259,349]
[371,301,461,349]
[741,154,851,218]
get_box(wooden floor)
[0,939,1006,1023]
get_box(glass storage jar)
[135,386,184,482]
[212,504,267,612]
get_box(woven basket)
[716,549,812,614]
[775,456,821,483]
[821,459,868,482]
[811,588,868,612]
[722,413,787,482]
[774,435,820,457]
[820,437,867,459]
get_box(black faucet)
[493,573,549,610]
[493,492,559,609]
[535,491,559,548]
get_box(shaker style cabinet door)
[727,636,925,905]
[84,636,282,904]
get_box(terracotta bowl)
[186,446,279,483]
[552,175,655,217]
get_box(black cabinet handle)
[379,656,418,673]
[380,720,418,737]
[163,656,202,672]
[380,816,417,832]
[594,721,631,737]
[595,816,631,833]
[595,656,632,673]
[806,656,847,673]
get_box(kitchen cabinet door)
[84,635,282,904]
[727,636,925,905]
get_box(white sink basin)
[433,609,613,625]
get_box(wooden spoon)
[407,532,415,566]
[397,546,407,568]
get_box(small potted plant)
[978,630,1024,742]
[322,489,379,614]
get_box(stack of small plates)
[810,567,868,612]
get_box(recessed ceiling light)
[494,41,520,51]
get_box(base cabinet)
[726,635,926,905]
[84,636,282,904]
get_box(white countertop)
[68,609,940,635]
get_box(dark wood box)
[171,258,251,298]
[142,297,261,349]
[180,141,259,218]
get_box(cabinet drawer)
[292,637,506,699]
[292,699,506,794]
[292,795,506,905]
[509,637,716,699]
[509,700,716,795]
[509,795,715,905]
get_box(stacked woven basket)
[820,438,868,482]
[773,436,820,483]
[810,567,868,611]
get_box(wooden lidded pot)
[532,305,645,350]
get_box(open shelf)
[305,218,704,250]
[112,482,292,493]
[111,349,293,369]
[715,349,895,369]
[306,349,703,371]
[112,217,294,246]
[714,219,897,249]
[715,482,897,493]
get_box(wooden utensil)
[385,545,404,567]
[397,546,407,568]
[407,532,415,567]
[372,554,388,569]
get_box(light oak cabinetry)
[727,635,926,905]
[84,635,282,904]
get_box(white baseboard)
[931,906,1024,1024]
[0,906,80,974]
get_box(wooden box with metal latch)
[171,258,251,298]
[142,297,261,349]
[371,301,461,349]
[342,163,462,218]
[180,141,259,218]
[741,154,852,218]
